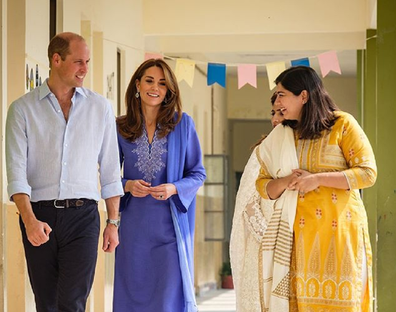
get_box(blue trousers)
[20,201,100,312]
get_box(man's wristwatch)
[106,218,120,228]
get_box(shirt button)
[62,180,65,183]
[63,162,67,165]
[57,109,61,113]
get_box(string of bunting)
[145,50,342,90]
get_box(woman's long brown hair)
[117,59,182,141]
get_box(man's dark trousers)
[20,200,100,312]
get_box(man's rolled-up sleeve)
[98,103,124,199]
[6,102,32,200]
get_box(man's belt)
[36,199,97,208]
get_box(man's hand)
[13,193,52,247]
[102,224,119,252]
[25,218,52,246]
[103,196,120,252]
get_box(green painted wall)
[376,1,396,311]
[360,28,378,311]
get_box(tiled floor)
[196,289,236,312]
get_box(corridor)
[196,289,236,312]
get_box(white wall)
[143,0,369,54]
[144,0,366,34]
[62,0,82,34]
[25,0,49,82]
[101,0,144,114]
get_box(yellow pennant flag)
[266,61,286,90]
[175,59,195,87]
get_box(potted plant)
[219,261,234,289]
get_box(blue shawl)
[167,113,206,312]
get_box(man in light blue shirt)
[6,32,123,312]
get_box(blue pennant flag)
[207,63,226,88]
[291,58,310,67]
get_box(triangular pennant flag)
[317,51,341,77]
[266,61,286,90]
[291,58,310,67]
[207,63,226,88]
[237,64,257,89]
[144,52,163,61]
[175,59,195,88]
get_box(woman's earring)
[164,97,168,104]
[135,92,140,98]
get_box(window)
[204,155,227,241]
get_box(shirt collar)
[38,79,52,100]
[39,79,88,101]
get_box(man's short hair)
[48,33,85,68]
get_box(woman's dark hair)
[276,66,339,140]
[117,59,182,141]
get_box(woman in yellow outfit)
[256,66,377,312]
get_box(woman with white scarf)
[230,93,295,311]
[256,66,376,312]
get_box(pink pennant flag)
[317,51,341,77]
[144,52,163,61]
[237,64,257,89]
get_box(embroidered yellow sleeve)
[339,113,377,190]
[256,165,272,199]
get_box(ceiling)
[143,0,376,79]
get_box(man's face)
[54,39,90,89]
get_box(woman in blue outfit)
[113,59,206,312]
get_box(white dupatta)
[230,125,298,312]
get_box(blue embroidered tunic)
[113,113,206,312]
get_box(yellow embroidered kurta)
[256,111,377,312]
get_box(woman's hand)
[266,171,300,200]
[288,169,319,195]
[125,180,151,197]
[149,183,177,200]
